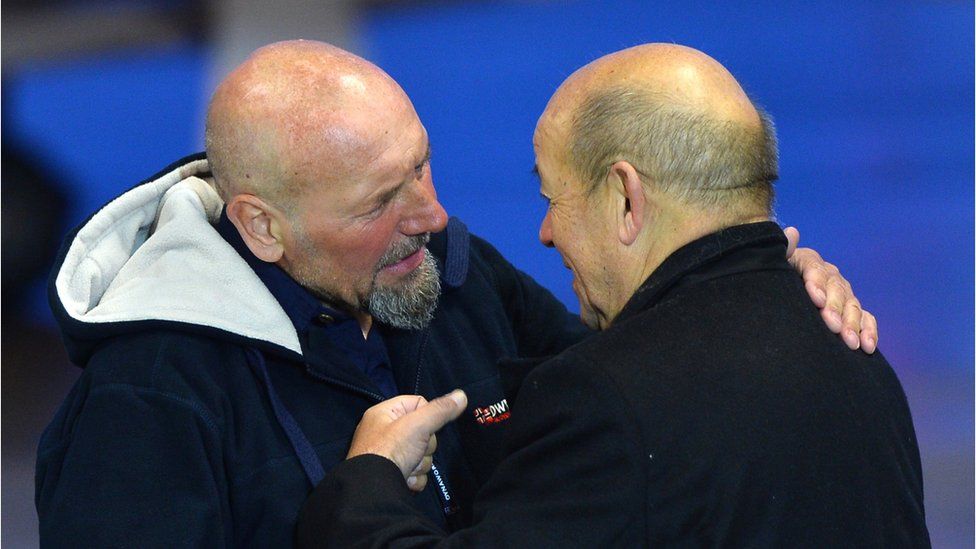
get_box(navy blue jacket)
[36,154,588,547]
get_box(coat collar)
[614,222,791,325]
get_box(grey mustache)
[378,234,430,269]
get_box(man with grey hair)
[295,43,927,547]
[39,40,876,547]
[571,86,778,219]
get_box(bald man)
[296,44,929,547]
[39,41,876,546]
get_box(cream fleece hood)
[52,155,303,358]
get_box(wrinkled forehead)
[534,73,583,149]
[348,102,427,181]
[533,106,572,166]
[285,96,428,204]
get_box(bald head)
[206,40,418,210]
[546,44,761,129]
[538,43,777,218]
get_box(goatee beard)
[366,248,441,330]
[296,234,442,330]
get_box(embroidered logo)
[473,398,510,425]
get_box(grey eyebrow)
[374,184,403,208]
[417,144,432,168]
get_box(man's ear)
[607,161,646,246]
[225,194,287,263]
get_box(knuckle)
[864,312,878,330]
[802,265,823,283]
[827,279,850,296]
[364,406,382,419]
[800,248,823,263]
[792,249,811,266]
[824,288,844,305]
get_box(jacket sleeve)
[36,382,228,548]
[295,357,644,548]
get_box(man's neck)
[353,311,373,339]
[622,212,771,321]
[316,297,373,339]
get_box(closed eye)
[362,187,401,218]
[363,201,387,218]
[414,145,432,178]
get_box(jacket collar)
[614,222,791,325]
[215,210,346,336]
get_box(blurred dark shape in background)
[1,139,79,545]
[1,2,209,544]
[1,3,207,543]
[2,0,209,72]
[2,144,68,310]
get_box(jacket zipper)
[409,326,461,526]
[413,327,431,394]
[305,327,461,527]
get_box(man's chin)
[367,250,441,330]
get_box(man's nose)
[402,178,448,235]
[538,209,554,248]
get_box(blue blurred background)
[3,0,972,546]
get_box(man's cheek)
[347,243,391,274]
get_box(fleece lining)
[54,158,302,355]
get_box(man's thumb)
[410,390,467,434]
[784,226,799,260]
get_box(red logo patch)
[473,398,510,425]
